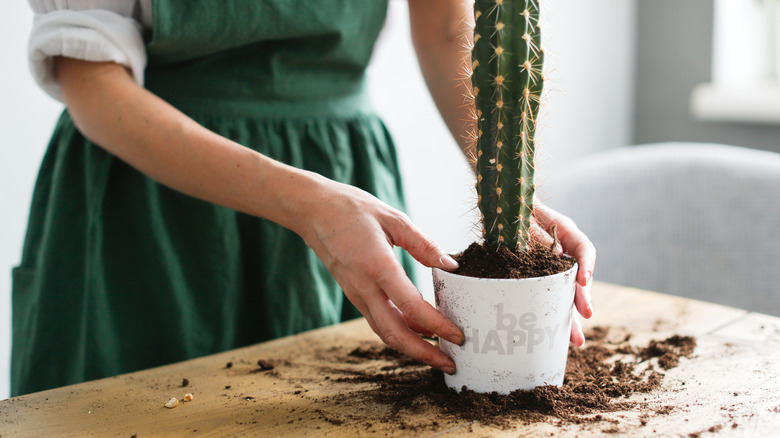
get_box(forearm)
[55,57,322,237]
[409,0,474,155]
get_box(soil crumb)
[255,359,275,371]
[323,327,696,430]
[453,241,575,279]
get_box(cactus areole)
[473,0,543,252]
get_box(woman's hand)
[291,176,464,375]
[532,203,596,347]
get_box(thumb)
[384,213,459,271]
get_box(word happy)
[460,304,567,355]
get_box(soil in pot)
[453,240,575,279]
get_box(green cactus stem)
[473,0,543,251]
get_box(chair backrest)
[543,143,780,316]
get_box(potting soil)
[454,241,576,279]
[322,326,696,430]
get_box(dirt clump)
[255,359,275,371]
[613,334,697,370]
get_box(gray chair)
[543,143,780,316]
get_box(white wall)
[536,0,636,171]
[0,0,636,400]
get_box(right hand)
[532,203,596,347]
[293,176,465,374]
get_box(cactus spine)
[473,0,543,251]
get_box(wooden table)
[1,282,779,437]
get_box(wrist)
[255,159,330,241]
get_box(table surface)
[1,282,779,437]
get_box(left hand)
[531,203,596,347]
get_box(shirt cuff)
[28,9,146,102]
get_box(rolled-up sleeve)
[28,0,146,102]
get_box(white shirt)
[28,0,153,102]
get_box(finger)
[342,270,436,337]
[535,204,596,287]
[405,315,436,338]
[529,221,560,254]
[368,296,457,374]
[574,281,593,319]
[356,290,454,366]
[342,287,392,343]
[340,277,375,321]
[355,282,446,367]
[361,306,380,335]
[570,314,585,347]
[382,211,458,271]
[373,251,464,345]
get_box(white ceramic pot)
[433,263,577,394]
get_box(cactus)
[472,0,543,252]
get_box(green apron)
[11,0,413,396]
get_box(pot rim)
[433,262,578,284]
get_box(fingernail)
[450,335,465,346]
[442,366,456,375]
[439,255,459,271]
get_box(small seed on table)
[183,393,194,402]
[165,397,179,409]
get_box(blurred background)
[2,0,779,399]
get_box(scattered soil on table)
[688,424,725,437]
[637,335,697,370]
[453,241,575,279]
[346,345,422,368]
[320,327,696,430]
